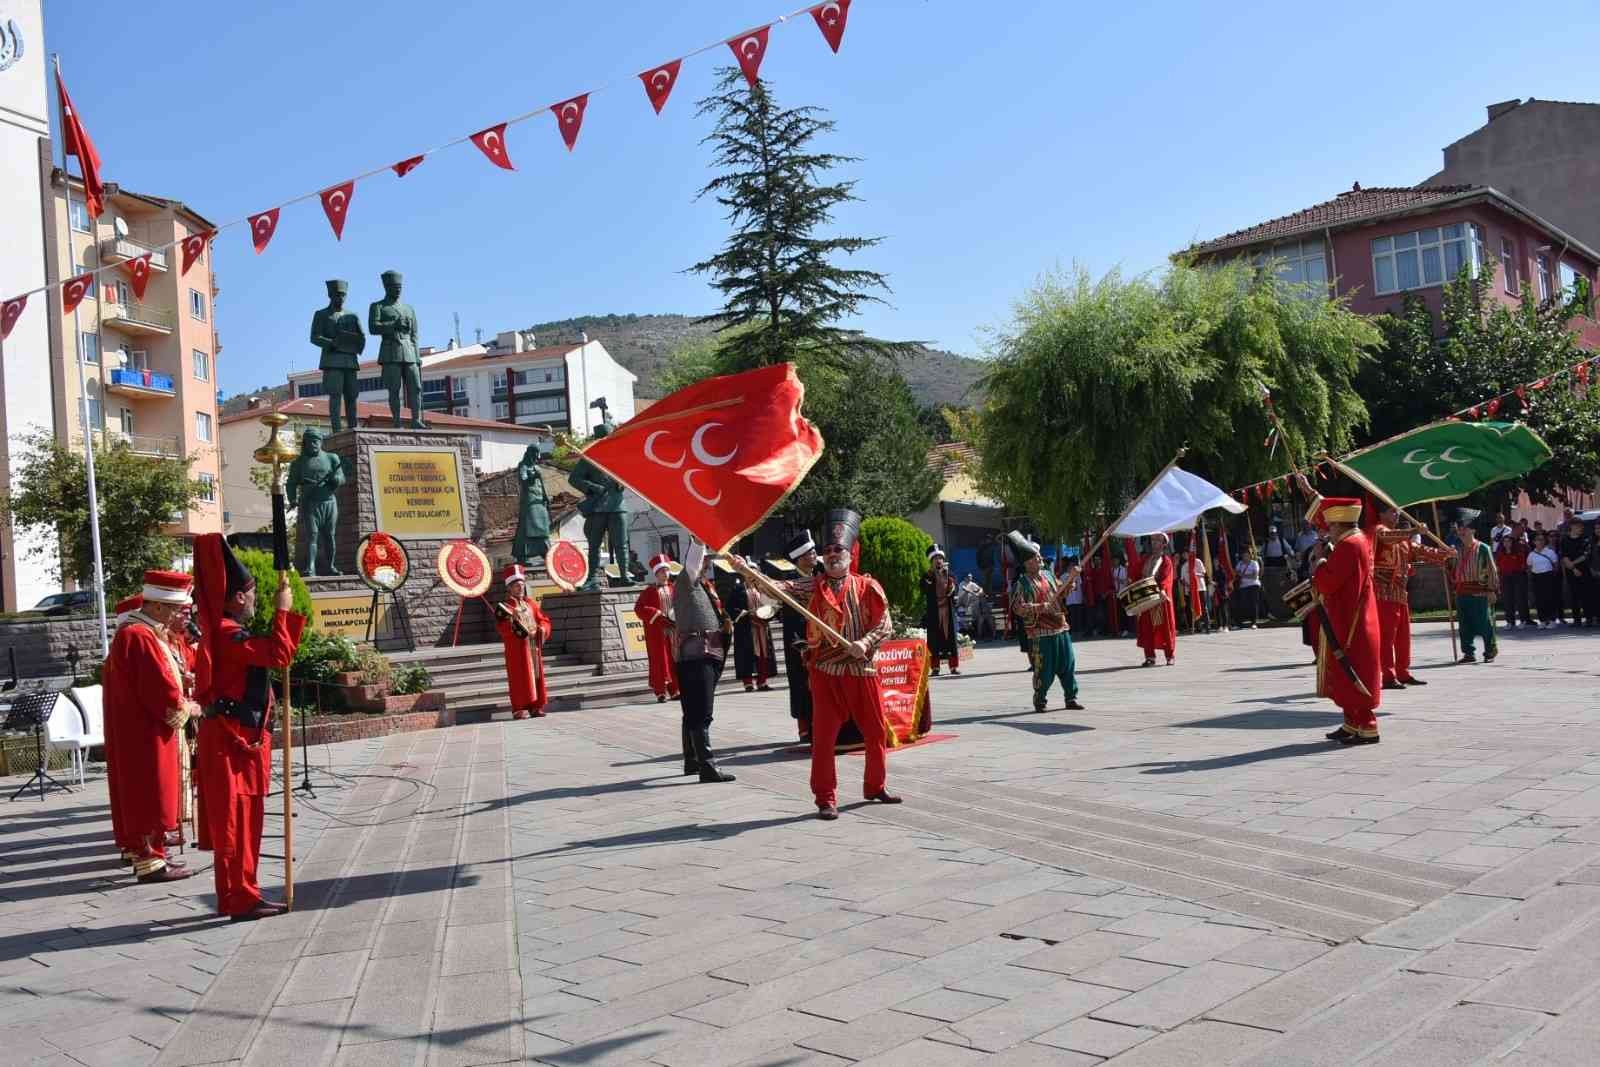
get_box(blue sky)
[43,0,1600,397]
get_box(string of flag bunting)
[0,0,857,343]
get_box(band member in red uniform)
[1303,492,1383,745]
[193,534,305,921]
[633,555,679,703]
[105,594,142,866]
[1136,532,1177,666]
[806,509,901,821]
[102,574,198,882]
[1373,506,1454,689]
[494,563,553,719]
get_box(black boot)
[682,723,698,776]
[693,729,735,783]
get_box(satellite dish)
[113,217,129,238]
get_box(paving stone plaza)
[5,620,1600,1066]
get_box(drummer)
[1135,533,1178,667]
[728,572,778,692]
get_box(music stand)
[6,689,71,802]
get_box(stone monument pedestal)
[540,588,649,675]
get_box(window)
[468,434,482,459]
[1500,238,1518,295]
[115,280,131,307]
[195,411,212,442]
[1560,261,1594,315]
[189,289,207,321]
[119,408,134,434]
[1253,238,1328,293]
[197,473,216,503]
[492,401,510,420]
[422,378,447,396]
[520,395,565,415]
[84,383,103,429]
[1537,254,1554,302]
[78,331,99,364]
[68,200,91,233]
[127,349,148,371]
[297,381,325,398]
[192,350,209,381]
[1371,222,1486,295]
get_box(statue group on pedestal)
[308,271,425,432]
[568,413,633,591]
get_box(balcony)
[103,300,175,336]
[99,237,168,272]
[81,430,183,458]
[105,367,176,398]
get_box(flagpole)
[53,56,110,658]
[1430,502,1461,663]
[1079,447,1190,569]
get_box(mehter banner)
[875,639,933,746]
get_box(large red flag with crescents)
[62,272,95,315]
[180,231,211,276]
[728,26,771,88]
[55,71,105,219]
[471,124,514,170]
[0,295,26,342]
[248,208,280,255]
[579,363,823,551]
[320,181,355,240]
[810,0,851,52]
[639,60,682,114]
[552,94,588,151]
[125,254,153,300]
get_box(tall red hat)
[114,594,143,618]
[648,554,672,573]
[502,563,528,586]
[141,570,192,605]
[192,534,248,705]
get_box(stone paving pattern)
[2,620,1599,1064]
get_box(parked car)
[22,590,97,616]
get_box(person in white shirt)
[1235,547,1263,627]
[1527,531,1561,628]
[1490,512,1513,548]
[1063,558,1086,633]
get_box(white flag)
[1111,466,1246,537]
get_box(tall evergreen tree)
[690,68,909,369]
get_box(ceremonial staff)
[254,412,299,910]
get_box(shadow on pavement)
[1174,708,1342,730]
[1222,662,1306,673]
[1110,740,1348,775]
[993,720,1093,737]
[514,813,817,860]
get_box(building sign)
[309,590,393,641]
[612,605,648,661]
[369,447,468,538]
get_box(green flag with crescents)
[1337,421,1552,508]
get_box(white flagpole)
[53,55,110,657]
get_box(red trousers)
[197,718,269,915]
[809,671,888,807]
[1377,600,1412,683]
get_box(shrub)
[392,663,432,695]
[353,646,394,694]
[235,547,313,635]
[293,630,358,684]
[857,516,933,624]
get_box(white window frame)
[189,288,207,322]
[78,331,100,365]
[192,349,209,381]
[1537,254,1553,303]
[119,408,134,434]
[1371,223,1485,296]
[1252,238,1329,294]
[1500,237,1518,295]
[128,348,149,371]
[195,411,212,442]
[197,472,216,503]
[68,199,91,233]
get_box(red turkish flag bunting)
[1514,385,1527,401]
[393,155,425,177]
[125,254,153,301]
[639,60,682,114]
[810,0,851,53]
[1532,376,1551,391]
[579,363,823,551]
[1485,397,1502,417]
[1579,362,1593,386]
[0,295,26,341]
[248,208,280,255]
[180,231,211,276]
[55,71,105,220]
[61,272,95,315]
[552,94,589,151]
[471,124,514,170]
[320,181,355,240]
[728,25,771,88]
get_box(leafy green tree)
[1362,270,1599,506]
[234,547,313,634]
[0,431,208,602]
[974,262,1379,536]
[689,68,910,370]
[857,516,932,623]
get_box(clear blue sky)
[44,0,1600,398]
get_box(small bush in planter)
[294,631,359,684]
[392,664,432,695]
[353,647,394,694]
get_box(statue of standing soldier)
[368,270,425,428]
[512,443,551,564]
[308,279,366,432]
[286,428,348,575]
[569,419,632,590]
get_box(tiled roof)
[425,344,581,372]
[219,397,551,434]
[927,443,976,482]
[1184,184,1483,256]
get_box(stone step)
[449,673,791,722]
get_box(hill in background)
[223,313,987,414]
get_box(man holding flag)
[1373,506,1455,688]
[1298,484,1383,745]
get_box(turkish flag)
[471,124,514,170]
[61,272,95,315]
[728,25,771,88]
[125,254,153,300]
[393,155,425,177]
[639,60,682,114]
[1486,397,1502,417]
[552,94,588,151]
[55,71,105,219]
[810,0,851,53]
[0,295,26,342]
[320,181,355,240]
[180,231,211,276]
[248,208,280,255]
[1579,362,1592,386]
[579,363,823,551]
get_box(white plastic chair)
[45,687,103,787]
[73,687,105,782]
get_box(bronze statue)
[308,279,366,432]
[368,270,424,428]
[285,428,347,575]
[512,444,551,563]
[569,418,632,589]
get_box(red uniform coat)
[102,617,186,864]
[496,595,553,716]
[1312,529,1382,733]
[1136,554,1177,659]
[632,584,679,699]
[806,573,894,807]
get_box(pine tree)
[690,68,908,369]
